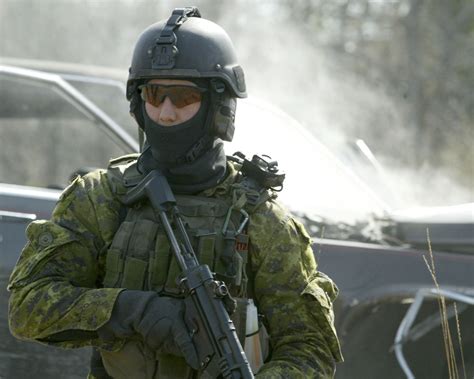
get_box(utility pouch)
[121,256,147,290]
[103,249,123,288]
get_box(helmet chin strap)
[183,135,214,163]
[182,89,220,163]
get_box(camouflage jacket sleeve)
[248,199,343,378]
[8,170,124,350]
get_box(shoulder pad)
[106,154,141,197]
[108,153,140,168]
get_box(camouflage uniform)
[8,156,343,378]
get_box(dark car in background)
[1,59,473,378]
[0,60,140,378]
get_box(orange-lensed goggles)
[138,84,206,108]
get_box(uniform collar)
[198,160,241,198]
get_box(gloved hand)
[98,290,199,370]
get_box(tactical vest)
[99,156,272,379]
[102,193,250,298]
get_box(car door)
[0,64,138,378]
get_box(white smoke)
[0,0,472,209]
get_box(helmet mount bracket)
[151,7,201,70]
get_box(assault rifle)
[123,169,254,379]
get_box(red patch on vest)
[235,234,249,253]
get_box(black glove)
[98,290,199,370]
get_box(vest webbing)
[100,157,273,378]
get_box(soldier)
[8,7,343,379]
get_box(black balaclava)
[138,83,227,194]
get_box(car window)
[0,73,131,189]
[68,79,138,140]
[230,98,390,222]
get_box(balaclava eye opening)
[138,80,227,194]
[141,80,211,167]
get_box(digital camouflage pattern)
[8,158,342,378]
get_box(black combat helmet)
[127,7,246,144]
